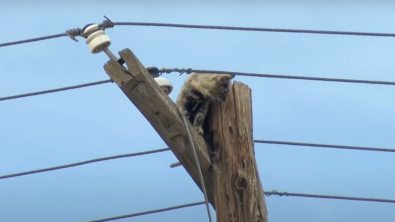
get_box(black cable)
[2,20,395,49]
[85,201,205,222]
[2,138,392,180]
[0,33,67,48]
[3,68,395,103]
[0,148,170,180]
[2,138,393,180]
[171,139,395,168]
[114,21,395,38]
[255,140,395,153]
[0,80,112,102]
[86,191,395,221]
[0,16,113,48]
[265,190,395,204]
[162,68,395,86]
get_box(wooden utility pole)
[103,48,268,221]
[103,48,216,208]
[209,81,268,222]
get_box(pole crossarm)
[102,48,216,209]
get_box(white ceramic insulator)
[155,77,173,95]
[83,24,112,54]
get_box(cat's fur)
[175,72,234,135]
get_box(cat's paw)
[194,126,204,135]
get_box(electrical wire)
[0,148,170,180]
[2,138,393,180]
[0,33,67,48]
[85,201,205,222]
[162,68,395,86]
[2,19,395,49]
[170,140,395,168]
[85,191,395,222]
[115,22,395,37]
[255,140,395,153]
[0,16,109,48]
[3,68,395,103]
[179,108,213,222]
[265,190,395,204]
[171,139,395,168]
[0,80,112,102]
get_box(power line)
[265,190,395,204]
[171,139,395,168]
[0,16,107,48]
[2,19,395,49]
[0,33,67,48]
[85,201,205,222]
[1,145,394,218]
[86,191,395,222]
[0,80,112,102]
[3,139,389,181]
[2,68,395,103]
[255,140,395,153]
[114,21,395,38]
[162,68,395,86]
[0,148,170,180]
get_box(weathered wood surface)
[103,48,216,209]
[210,81,268,222]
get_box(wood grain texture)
[103,48,216,209]
[210,81,268,222]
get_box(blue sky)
[1,1,395,222]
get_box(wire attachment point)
[159,68,193,76]
[265,190,289,197]
[64,16,114,43]
[101,15,115,29]
[65,28,83,42]
[146,66,173,95]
